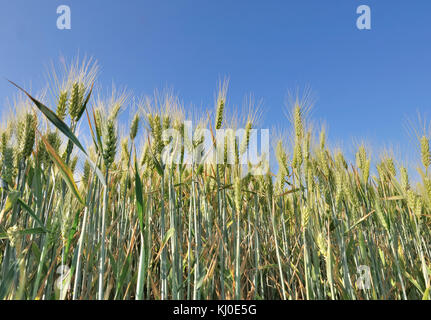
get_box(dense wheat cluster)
[0,58,430,300]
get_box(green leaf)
[64,207,82,260]
[86,108,101,153]
[92,108,104,152]
[31,166,43,209]
[1,190,20,217]
[17,198,46,230]
[40,132,85,205]
[423,286,430,300]
[115,253,132,296]
[405,271,423,294]
[9,80,87,154]
[31,242,42,261]
[0,227,46,240]
[135,156,144,232]
[0,263,18,299]
[147,137,164,176]
[151,152,164,177]
[9,80,106,187]
[162,228,175,246]
[375,201,390,232]
[76,83,94,121]
[18,227,46,236]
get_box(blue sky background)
[1,0,431,172]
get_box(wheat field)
[0,58,430,300]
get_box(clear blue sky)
[1,0,431,167]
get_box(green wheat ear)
[70,156,78,174]
[421,136,430,170]
[292,140,302,169]
[2,147,15,185]
[162,115,171,130]
[130,114,140,141]
[215,98,224,130]
[293,104,303,140]
[319,128,326,150]
[18,113,37,160]
[275,140,289,177]
[239,121,252,156]
[82,160,91,188]
[94,108,103,138]
[1,132,8,155]
[103,119,118,168]
[400,166,410,191]
[56,91,69,121]
[69,82,82,121]
[121,137,130,166]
